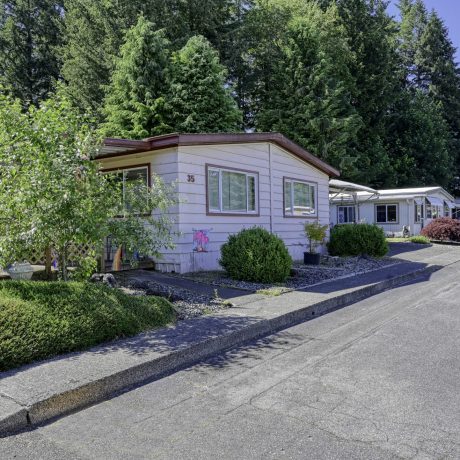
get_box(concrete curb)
[0,263,441,436]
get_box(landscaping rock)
[89,273,118,288]
[180,256,400,292]
[118,278,231,321]
[128,280,150,290]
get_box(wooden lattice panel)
[25,244,94,267]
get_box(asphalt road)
[1,262,459,460]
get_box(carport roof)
[329,179,378,194]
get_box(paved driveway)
[1,261,459,459]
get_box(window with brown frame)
[103,165,150,214]
[284,178,317,217]
[206,165,258,215]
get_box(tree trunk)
[45,246,52,280]
[59,245,68,281]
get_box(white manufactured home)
[330,186,456,236]
[97,133,339,273]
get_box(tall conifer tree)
[0,0,63,105]
[101,17,171,139]
[165,35,242,133]
[255,3,361,176]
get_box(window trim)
[375,203,399,224]
[205,164,260,217]
[337,205,356,224]
[101,163,152,217]
[415,203,424,224]
[283,176,318,219]
[101,163,152,187]
[444,204,451,218]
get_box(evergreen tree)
[386,91,453,188]
[60,0,132,116]
[333,0,401,186]
[101,17,171,139]
[416,12,460,141]
[401,6,460,191]
[218,0,256,128]
[398,0,428,85]
[60,0,234,118]
[165,35,242,133]
[0,0,63,105]
[255,3,361,176]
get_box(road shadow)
[387,242,433,257]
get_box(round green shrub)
[328,224,388,257]
[219,227,292,283]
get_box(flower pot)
[303,252,321,265]
[6,262,34,280]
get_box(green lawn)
[0,280,175,371]
[387,236,431,245]
[386,237,409,243]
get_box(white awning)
[426,196,444,206]
[414,197,424,205]
[445,200,456,209]
[329,179,378,194]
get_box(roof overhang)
[97,132,340,178]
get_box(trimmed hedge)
[0,281,175,371]
[328,224,388,257]
[421,217,460,242]
[220,227,292,283]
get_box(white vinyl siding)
[98,142,331,273]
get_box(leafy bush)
[409,235,431,245]
[0,281,175,371]
[70,254,99,281]
[328,224,388,257]
[420,217,460,242]
[220,227,292,283]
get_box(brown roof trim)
[98,132,340,177]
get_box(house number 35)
[187,174,195,183]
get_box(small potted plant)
[303,221,328,265]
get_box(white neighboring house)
[454,198,460,220]
[97,132,340,273]
[330,185,456,236]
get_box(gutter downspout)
[269,143,273,234]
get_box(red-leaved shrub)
[421,217,460,242]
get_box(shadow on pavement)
[387,242,433,257]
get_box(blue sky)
[387,0,460,61]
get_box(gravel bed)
[114,255,400,316]
[179,256,400,293]
[119,279,232,320]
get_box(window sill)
[206,211,260,217]
[284,214,318,219]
